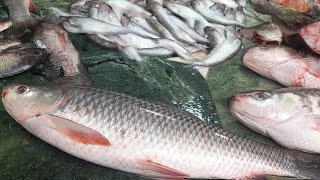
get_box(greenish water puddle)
[0,1,292,180]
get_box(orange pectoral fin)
[138,160,189,179]
[42,114,111,146]
[28,0,40,16]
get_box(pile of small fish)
[52,0,246,66]
[2,0,320,180]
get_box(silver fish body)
[2,85,320,179]
[229,88,320,153]
[192,0,245,27]
[191,35,242,66]
[101,0,151,20]
[146,0,196,44]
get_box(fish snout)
[228,94,248,110]
[2,88,9,100]
[1,84,23,105]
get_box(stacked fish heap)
[53,0,246,67]
[0,0,48,79]
[229,0,320,155]
[0,0,93,86]
[3,1,320,180]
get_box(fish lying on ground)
[0,48,47,78]
[239,22,282,44]
[229,87,320,153]
[0,39,22,51]
[2,84,320,179]
[190,34,242,67]
[33,22,93,86]
[243,45,320,88]
[1,0,39,29]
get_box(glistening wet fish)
[239,22,283,44]
[62,17,156,38]
[192,0,246,27]
[3,84,320,179]
[243,45,320,88]
[229,87,320,153]
[146,0,197,44]
[111,33,196,61]
[0,48,47,78]
[163,0,225,35]
[190,35,242,67]
[33,22,93,86]
[2,0,39,29]
[101,0,151,20]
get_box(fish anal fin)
[43,114,111,146]
[138,159,189,179]
[28,0,40,15]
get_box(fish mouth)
[232,111,269,136]
[227,96,238,110]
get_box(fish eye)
[33,50,42,56]
[252,92,270,101]
[15,85,27,94]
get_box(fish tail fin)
[291,150,320,179]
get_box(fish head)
[2,84,64,124]
[19,48,49,63]
[61,17,88,33]
[256,22,282,43]
[163,0,176,9]
[229,90,304,135]
[243,45,300,79]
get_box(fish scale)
[43,86,298,179]
[0,49,47,78]
[2,0,38,28]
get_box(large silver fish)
[229,87,320,154]
[2,84,320,179]
[243,45,320,88]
